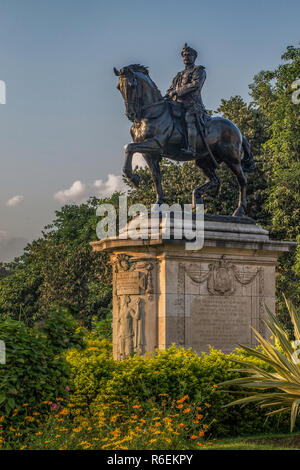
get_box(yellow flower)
[25,416,35,422]
[204,403,211,408]
[132,405,141,409]
[177,394,188,404]
[59,409,70,415]
[73,427,82,433]
[22,404,29,407]
[35,432,43,436]
[197,414,204,420]
[20,445,26,450]
[183,408,191,414]
[176,404,184,409]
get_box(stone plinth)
[91,214,296,359]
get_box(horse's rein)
[142,99,165,111]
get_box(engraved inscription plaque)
[189,295,252,353]
[116,271,141,295]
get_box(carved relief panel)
[177,255,265,353]
[112,254,156,359]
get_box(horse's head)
[114,64,161,121]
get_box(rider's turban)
[181,43,198,59]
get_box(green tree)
[0,196,120,326]
[249,45,300,328]
[250,44,300,240]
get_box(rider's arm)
[165,73,180,97]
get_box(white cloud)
[6,195,24,207]
[94,174,127,197]
[54,174,128,204]
[54,180,87,204]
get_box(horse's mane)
[127,64,149,75]
[121,64,161,96]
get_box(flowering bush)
[66,341,292,437]
[0,319,70,435]
[3,394,215,450]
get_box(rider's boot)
[181,123,197,157]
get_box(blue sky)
[0,0,299,260]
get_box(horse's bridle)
[123,70,165,121]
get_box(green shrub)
[0,319,70,429]
[66,338,114,405]
[89,313,112,341]
[42,306,86,353]
[66,342,292,437]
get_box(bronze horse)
[114,64,254,217]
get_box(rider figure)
[166,43,209,157]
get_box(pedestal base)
[91,215,296,359]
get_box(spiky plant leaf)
[219,297,300,431]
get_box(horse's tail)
[241,135,256,172]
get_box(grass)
[203,432,300,450]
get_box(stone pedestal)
[91,214,296,359]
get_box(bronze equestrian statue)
[114,44,255,217]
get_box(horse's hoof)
[131,174,140,188]
[233,206,246,217]
[192,192,204,210]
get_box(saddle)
[166,99,211,144]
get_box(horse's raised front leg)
[142,153,165,204]
[192,160,220,210]
[123,140,161,188]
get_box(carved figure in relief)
[117,295,144,357]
